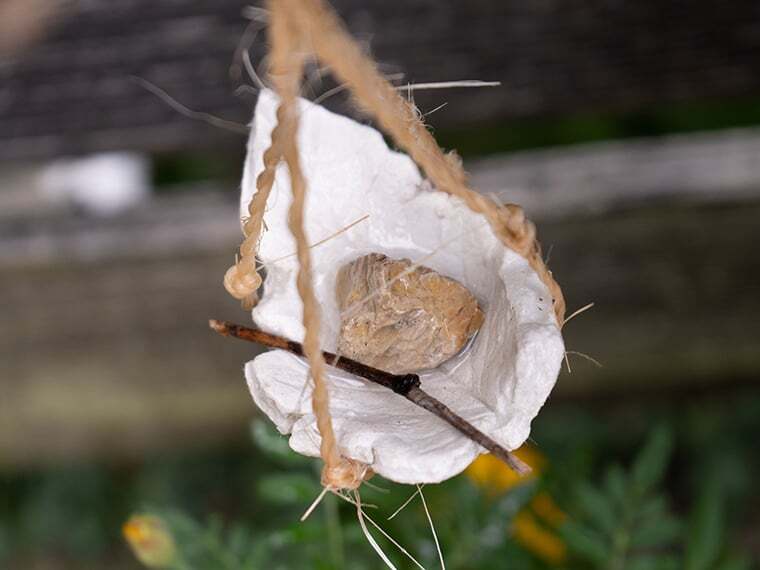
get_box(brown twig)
[209,319,530,475]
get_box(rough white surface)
[241,89,564,484]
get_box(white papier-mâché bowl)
[240,89,565,484]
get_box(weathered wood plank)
[5,128,760,267]
[545,201,760,398]
[0,250,262,467]
[473,128,760,219]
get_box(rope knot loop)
[224,264,262,300]
[321,457,372,491]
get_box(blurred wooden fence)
[2,0,760,160]
[2,132,760,465]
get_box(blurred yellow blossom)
[465,444,545,493]
[531,491,567,526]
[513,510,567,565]
[466,445,567,565]
[123,514,177,568]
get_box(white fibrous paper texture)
[240,89,565,484]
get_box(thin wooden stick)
[209,319,530,475]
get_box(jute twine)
[224,0,566,490]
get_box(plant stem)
[608,528,629,570]
[325,492,345,569]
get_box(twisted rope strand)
[269,1,365,490]
[223,105,289,309]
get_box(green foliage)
[685,474,724,570]
[561,425,683,569]
[125,422,752,570]
[683,468,751,570]
[122,419,547,569]
[2,395,757,569]
[560,425,751,570]
[249,420,310,468]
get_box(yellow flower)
[531,491,567,526]
[123,514,177,569]
[465,445,545,494]
[513,509,567,565]
[466,446,568,565]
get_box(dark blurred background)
[1,1,759,568]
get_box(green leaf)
[631,425,674,495]
[576,482,618,533]
[630,514,682,549]
[685,474,725,570]
[250,420,309,466]
[714,554,752,570]
[634,495,668,525]
[257,473,320,505]
[483,481,535,532]
[603,465,628,509]
[227,525,253,558]
[628,553,680,570]
[560,520,609,566]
